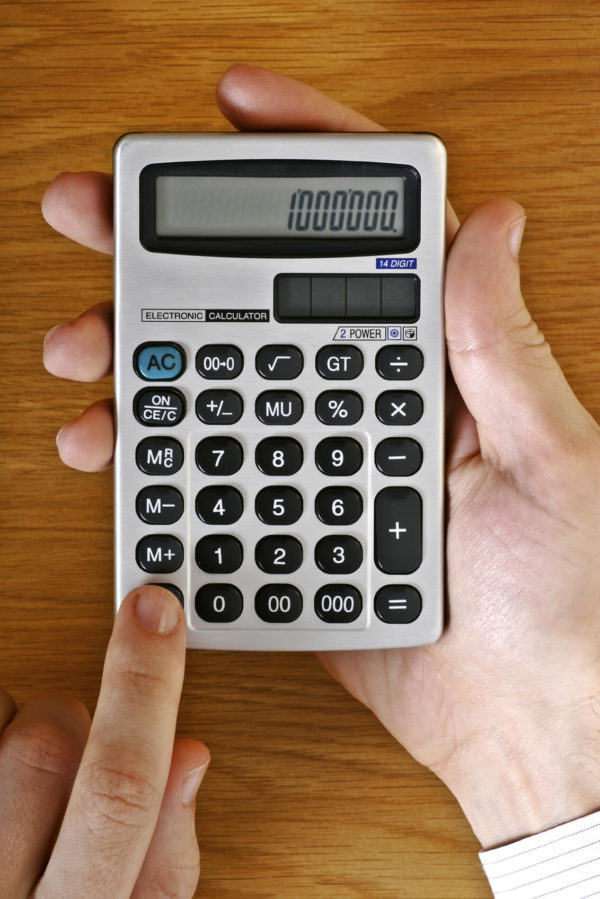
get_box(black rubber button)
[315,390,363,425]
[374,585,422,623]
[316,345,363,380]
[195,437,243,476]
[315,437,363,476]
[136,535,184,573]
[136,437,184,476]
[136,486,184,525]
[375,438,423,477]
[134,387,186,427]
[314,535,363,574]
[255,486,303,525]
[195,486,243,525]
[196,390,243,424]
[256,345,304,380]
[255,536,303,574]
[375,391,423,425]
[376,345,423,380]
[255,584,303,623]
[196,535,243,573]
[255,437,303,476]
[374,488,422,574]
[256,391,303,425]
[196,584,243,623]
[315,487,362,525]
[315,585,362,623]
[196,344,243,379]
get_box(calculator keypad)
[131,339,427,634]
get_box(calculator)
[114,133,446,650]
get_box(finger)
[216,64,460,240]
[0,693,90,898]
[446,377,480,474]
[39,586,187,899]
[131,738,210,899]
[217,63,386,132]
[44,301,113,382]
[41,172,113,254]
[56,398,114,472]
[445,198,599,477]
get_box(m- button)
[134,343,185,381]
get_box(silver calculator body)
[114,133,446,650]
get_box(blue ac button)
[134,343,186,381]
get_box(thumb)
[445,198,594,477]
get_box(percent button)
[315,391,363,426]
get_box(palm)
[318,402,600,778]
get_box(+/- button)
[134,343,185,381]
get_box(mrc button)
[134,343,185,381]
[134,387,186,426]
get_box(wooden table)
[2,2,599,895]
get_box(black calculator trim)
[139,159,420,258]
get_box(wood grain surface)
[1,2,599,896]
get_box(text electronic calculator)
[114,133,446,650]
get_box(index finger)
[38,586,186,898]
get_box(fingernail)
[508,215,526,259]
[134,585,181,635]
[182,760,210,806]
[44,324,63,347]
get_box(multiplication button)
[376,391,423,425]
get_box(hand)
[42,65,600,849]
[0,585,209,898]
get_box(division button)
[196,535,243,573]
[315,437,363,476]
[134,387,186,427]
[136,535,184,573]
[195,436,243,475]
[375,438,423,477]
[315,585,362,624]
[195,485,243,525]
[195,584,243,623]
[196,389,243,424]
[196,344,243,379]
[315,487,363,526]
[376,391,423,425]
[316,345,363,380]
[255,584,303,623]
[374,487,422,574]
[134,343,185,381]
[374,585,422,623]
[256,391,303,425]
[255,486,303,525]
[381,275,419,321]
[136,437,184,475]
[255,437,303,476]
[315,535,363,574]
[256,345,304,380]
[136,486,184,524]
[376,345,424,380]
[316,390,363,425]
[255,536,303,574]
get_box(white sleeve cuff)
[479,808,600,898]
